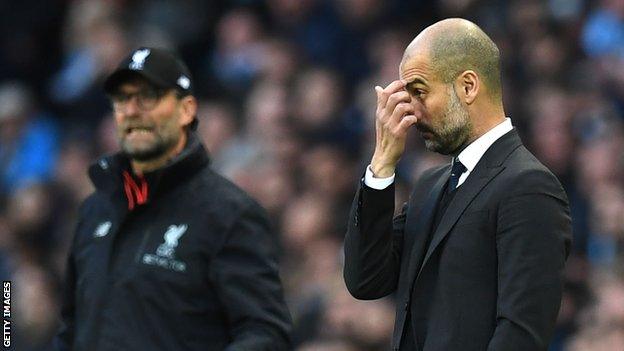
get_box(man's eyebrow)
[405,77,428,87]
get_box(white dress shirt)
[365,118,513,190]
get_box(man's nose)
[121,96,141,117]
[409,98,425,117]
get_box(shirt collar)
[456,118,513,172]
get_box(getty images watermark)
[2,281,10,348]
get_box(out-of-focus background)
[1,0,623,350]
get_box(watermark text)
[3,281,10,348]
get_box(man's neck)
[452,114,506,157]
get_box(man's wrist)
[370,159,396,178]
[364,165,395,190]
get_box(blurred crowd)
[0,0,623,350]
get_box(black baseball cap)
[104,47,193,95]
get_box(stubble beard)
[424,86,472,156]
[120,120,180,162]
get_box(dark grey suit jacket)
[343,130,571,351]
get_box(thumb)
[398,114,419,132]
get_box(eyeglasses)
[109,87,168,112]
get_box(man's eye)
[407,86,424,98]
[139,90,159,100]
[112,94,130,103]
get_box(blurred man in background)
[344,18,571,351]
[55,47,292,351]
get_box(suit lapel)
[405,166,450,287]
[417,165,504,277]
[415,129,524,279]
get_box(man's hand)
[370,80,419,178]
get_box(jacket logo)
[156,224,187,258]
[94,221,112,237]
[142,224,188,272]
[129,49,150,70]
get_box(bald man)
[343,19,571,351]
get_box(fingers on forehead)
[388,91,410,103]
[384,80,406,93]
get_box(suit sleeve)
[487,171,571,351]
[343,180,407,300]
[210,202,292,351]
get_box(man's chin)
[425,140,455,156]
[122,145,165,162]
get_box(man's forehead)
[399,54,433,83]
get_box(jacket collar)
[88,132,210,200]
[456,118,513,173]
[481,128,523,168]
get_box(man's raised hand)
[370,80,420,178]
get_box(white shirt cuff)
[364,165,395,190]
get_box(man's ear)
[179,95,198,127]
[456,70,479,105]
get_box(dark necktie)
[448,159,467,193]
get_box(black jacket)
[56,135,292,351]
[344,130,571,350]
